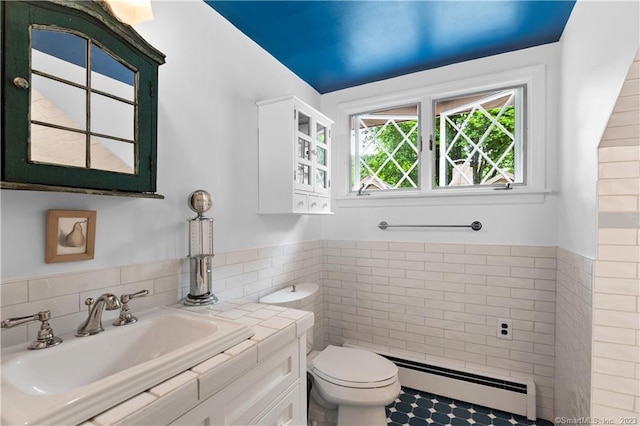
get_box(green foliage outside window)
[350,88,520,192]
[357,120,419,189]
[435,106,515,187]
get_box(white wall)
[4,1,638,277]
[0,1,322,281]
[557,0,640,258]
[320,44,561,247]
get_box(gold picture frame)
[45,210,96,263]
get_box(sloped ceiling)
[204,1,576,94]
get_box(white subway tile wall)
[593,48,640,420]
[0,241,323,351]
[555,248,593,419]
[322,240,558,421]
[6,235,633,422]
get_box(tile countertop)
[80,302,314,426]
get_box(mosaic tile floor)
[386,388,553,426]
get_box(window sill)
[335,188,552,207]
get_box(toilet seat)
[311,345,398,389]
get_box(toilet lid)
[311,346,398,388]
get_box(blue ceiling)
[204,1,576,94]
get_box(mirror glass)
[30,124,86,168]
[29,27,137,174]
[91,137,135,173]
[31,74,86,129]
[90,93,134,140]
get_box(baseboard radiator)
[343,344,536,421]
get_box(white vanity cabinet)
[171,341,303,426]
[258,96,333,214]
[80,304,314,426]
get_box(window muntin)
[434,86,524,188]
[350,104,420,192]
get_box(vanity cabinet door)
[249,384,301,426]
[171,342,301,426]
[168,394,224,426]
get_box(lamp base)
[183,292,218,306]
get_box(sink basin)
[1,306,254,425]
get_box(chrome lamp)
[184,190,218,306]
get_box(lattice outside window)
[434,86,524,188]
[343,66,542,200]
[350,104,420,192]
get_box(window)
[434,86,524,188]
[345,65,544,199]
[350,104,420,192]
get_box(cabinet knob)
[12,77,29,90]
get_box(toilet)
[259,283,401,426]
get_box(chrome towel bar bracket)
[378,221,482,231]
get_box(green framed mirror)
[2,0,165,197]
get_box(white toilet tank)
[259,282,318,353]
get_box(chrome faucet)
[1,310,62,349]
[113,289,149,326]
[76,293,122,337]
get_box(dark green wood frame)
[2,0,165,195]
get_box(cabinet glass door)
[298,111,311,136]
[314,121,329,193]
[294,111,313,191]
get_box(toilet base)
[338,405,387,426]
[308,384,390,426]
[308,393,337,426]
[308,385,338,425]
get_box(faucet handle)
[113,290,149,326]
[1,310,63,350]
[120,289,149,304]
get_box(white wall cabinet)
[258,96,333,214]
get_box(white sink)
[1,307,254,425]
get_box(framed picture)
[45,210,97,263]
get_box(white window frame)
[336,65,548,206]
[351,104,422,192]
[433,85,525,189]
